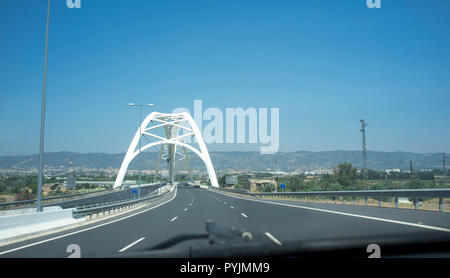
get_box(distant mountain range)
[0,151,444,172]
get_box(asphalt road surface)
[1,185,450,257]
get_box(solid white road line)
[265,232,282,246]
[170,216,178,222]
[118,237,145,253]
[0,187,178,256]
[240,213,248,218]
[213,190,450,233]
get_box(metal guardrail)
[215,187,450,212]
[72,186,174,218]
[0,189,114,210]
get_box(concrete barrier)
[129,182,159,188]
[0,206,62,217]
[158,185,173,195]
[0,206,85,243]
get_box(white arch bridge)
[113,112,219,189]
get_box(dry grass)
[0,194,15,203]
[251,194,449,213]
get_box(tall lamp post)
[37,0,51,212]
[128,103,154,198]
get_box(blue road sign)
[280,183,286,189]
[131,188,138,195]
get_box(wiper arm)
[205,218,255,245]
[146,219,257,251]
[150,233,208,250]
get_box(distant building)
[304,169,334,175]
[304,175,320,182]
[248,179,277,192]
[74,180,136,187]
[385,169,401,174]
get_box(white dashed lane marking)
[118,237,146,252]
[265,233,282,246]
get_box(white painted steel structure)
[113,112,219,189]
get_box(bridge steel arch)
[113,112,219,189]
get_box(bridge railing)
[214,187,450,212]
[72,186,175,218]
[0,189,115,210]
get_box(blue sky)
[0,0,449,155]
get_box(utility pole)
[360,119,368,190]
[275,157,279,193]
[37,0,51,212]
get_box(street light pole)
[139,104,142,198]
[129,103,154,198]
[37,0,51,212]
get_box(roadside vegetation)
[1,162,448,203]
[219,162,448,192]
[0,175,106,202]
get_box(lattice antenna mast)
[360,119,368,189]
[442,153,448,183]
[69,158,73,175]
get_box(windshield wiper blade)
[145,219,260,251]
[150,233,209,250]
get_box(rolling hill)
[0,151,444,172]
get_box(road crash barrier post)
[72,185,174,219]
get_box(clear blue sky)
[0,0,449,155]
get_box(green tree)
[261,184,275,192]
[334,162,357,188]
[218,175,226,187]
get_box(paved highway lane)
[207,189,450,243]
[1,186,450,257]
[0,187,272,257]
[0,186,179,257]
[216,192,450,229]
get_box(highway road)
[1,185,450,257]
